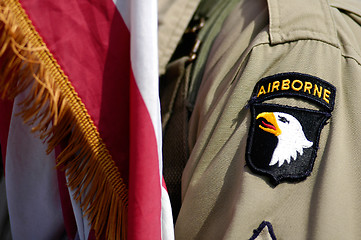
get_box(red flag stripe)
[0,99,13,169]
[129,71,161,239]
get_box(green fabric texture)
[188,0,240,109]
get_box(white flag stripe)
[112,0,130,29]
[5,91,65,240]
[161,186,175,239]
[67,175,91,240]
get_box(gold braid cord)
[0,1,128,239]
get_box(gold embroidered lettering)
[304,82,312,94]
[272,81,280,92]
[257,86,266,97]
[323,89,331,104]
[281,79,290,90]
[267,83,271,93]
[291,80,303,91]
[313,85,322,98]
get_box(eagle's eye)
[278,116,290,124]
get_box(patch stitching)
[249,221,277,240]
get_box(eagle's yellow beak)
[256,112,281,136]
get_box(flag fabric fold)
[0,0,174,239]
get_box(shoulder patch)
[246,72,335,185]
[249,221,277,240]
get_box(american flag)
[0,0,174,239]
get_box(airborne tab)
[252,72,336,112]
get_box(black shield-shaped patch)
[246,72,335,185]
[247,103,330,184]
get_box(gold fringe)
[0,1,129,239]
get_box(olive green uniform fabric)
[158,0,200,75]
[172,0,361,239]
[159,0,244,221]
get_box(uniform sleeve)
[175,0,361,239]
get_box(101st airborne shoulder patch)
[246,72,336,185]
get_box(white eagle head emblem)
[256,112,313,167]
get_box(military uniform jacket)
[173,0,361,239]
